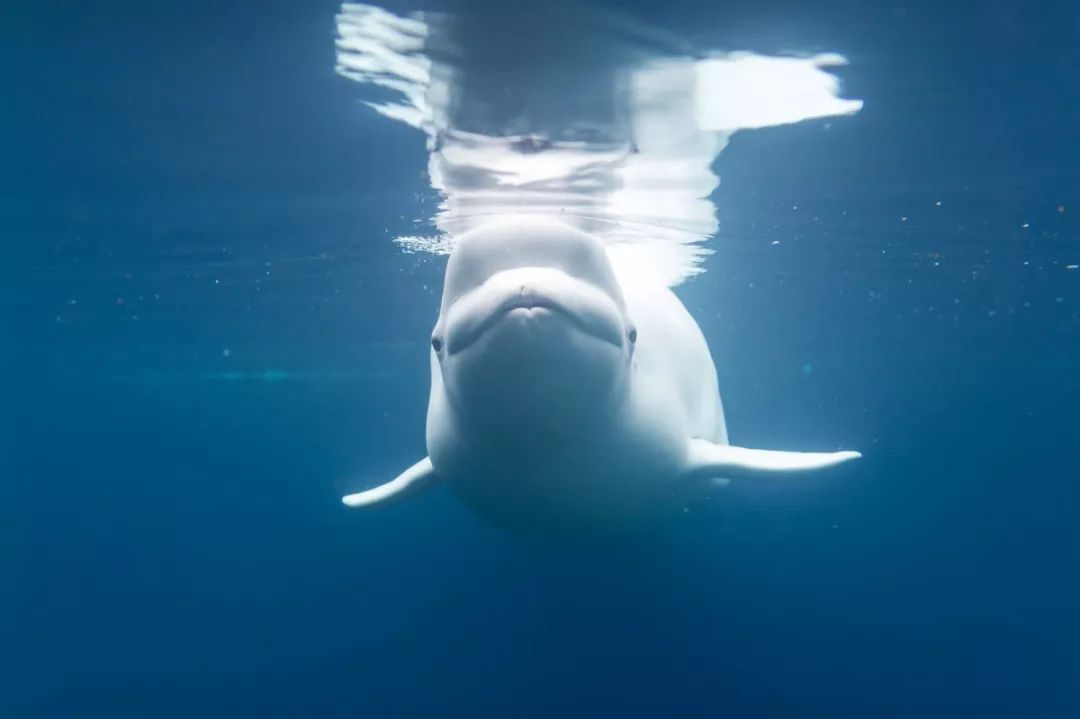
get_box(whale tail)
[342,456,439,508]
[683,438,860,483]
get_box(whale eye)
[628,328,638,344]
[431,337,443,352]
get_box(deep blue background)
[7,0,1079,716]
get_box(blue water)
[7,0,1079,716]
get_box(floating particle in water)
[1021,223,1030,229]
[935,200,942,206]
[771,240,780,245]
[801,363,813,376]
[222,348,232,357]
[901,216,908,222]
[1058,205,1066,213]
[1067,265,1078,270]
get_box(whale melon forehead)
[440,216,623,309]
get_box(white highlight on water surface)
[335,4,433,132]
[693,52,863,131]
[335,3,863,285]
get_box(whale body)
[343,216,859,532]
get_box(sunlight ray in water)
[335,2,862,285]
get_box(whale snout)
[439,267,628,356]
[429,217,635,426]
[432,216,632,356]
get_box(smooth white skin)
[425,216,723,531]
[343,215,860,532]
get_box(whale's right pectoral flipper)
[342,456,439,508]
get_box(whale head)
[429,216,636,438]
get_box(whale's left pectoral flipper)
[342,456,439,508]
[684,439,860,482]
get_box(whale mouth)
[489,293,601,340]
[442,268,627,356]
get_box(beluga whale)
[342,215,860,532]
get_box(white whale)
[343,216,860,532]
